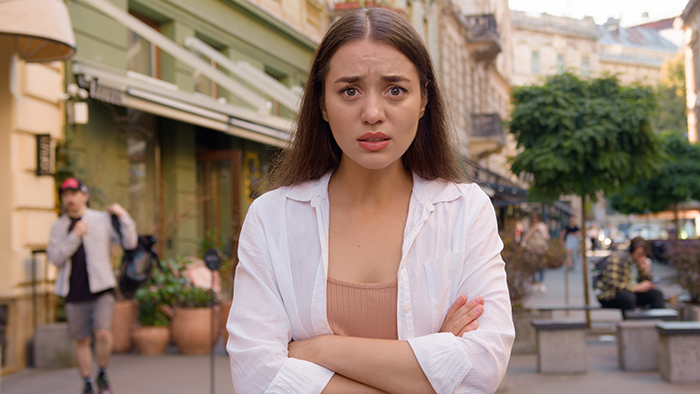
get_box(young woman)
[227,8,514,394]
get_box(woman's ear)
[320,101,328,122]
[419,97,428,119]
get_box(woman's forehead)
[326,40,417,81]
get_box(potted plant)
[664,240,700,321]
[131,267,183,356]
[501,234,566,353]
[164,258,221,355]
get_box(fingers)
[440,295,484,336]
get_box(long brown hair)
[267,7,465,189]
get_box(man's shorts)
[65,292,115,340]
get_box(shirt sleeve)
[46,219,82,267]
[227,199,334,394]
[409,189,514,394]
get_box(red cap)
[60,178,88,194]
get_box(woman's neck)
[329,161,412,207]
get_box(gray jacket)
[47,208,138,297]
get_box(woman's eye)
[389,87,404,96]
[343,87,358,97]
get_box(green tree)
[609,130,700,238]
[509,73,662,322]
[656,53,687,133]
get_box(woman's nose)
[361,93,385,125]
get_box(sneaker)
[83,381,94,394]
[96,372,112,394]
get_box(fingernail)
[459,294,467,303]
[475,305,483,313]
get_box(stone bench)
[33,323,76,368]
[656,321,700,383]
[617,320,660,371]
[531,319,587,374]
[623,308,678,321]
[534,305,601,319]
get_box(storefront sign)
[36,134,54,176]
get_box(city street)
[3,250,698,394]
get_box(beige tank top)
[326,276,398,340]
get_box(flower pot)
[111,300,137,353]
[132,325,170,356]
[220,300,232,346]
[171,307,220,355]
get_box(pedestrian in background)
[227,8,514,394]
[561,216,581,271]
[521,212,550,293]
[47,178,137,394]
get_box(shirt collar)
[285,171,463,208]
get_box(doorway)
[196,150,242,258]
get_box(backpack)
[111,215,161,298]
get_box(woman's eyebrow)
[333,75,411,84]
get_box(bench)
[531,319,587,374]
[622,308,678,321]
[656,321,700,383]
[617,320,660,371]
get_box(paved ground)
[2,250,698,394]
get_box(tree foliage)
[609,130,700,214]
[509,73,661,202]
[656,53,687,133]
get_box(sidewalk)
[500,249,700,393]
[2,250,699,394]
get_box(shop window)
[127,11,161,78]
[531,51,540,74]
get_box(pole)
[581,197,591,328]
[211,272,216,394]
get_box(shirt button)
[403,305,410,313]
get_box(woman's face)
[321,39,427,172]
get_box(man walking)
[47,178,138,394]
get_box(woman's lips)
[358,132,390,151]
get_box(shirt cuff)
[407,332,472,394]
[266,357,335,394]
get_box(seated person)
[595,237,665,310]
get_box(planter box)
[33,323,76,368]
[678,303,700,322]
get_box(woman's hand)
[440,295,484,337]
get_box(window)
[531,51,540,74]
[557,54,565,74]
[127,11,160,78]
[193,50,219,99]
[581,56,590,77]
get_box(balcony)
[469,114,505,159]
[464,14,501,61]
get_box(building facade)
[680,0,700,143]
[511,11,600,86]
[0,0,333,374]
[598,17,678,86]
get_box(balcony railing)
[469,114,505,158]
[464,14,501,61]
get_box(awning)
[73,61,292,148]
[0,0,76,62]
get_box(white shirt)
[227,172,514,394]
